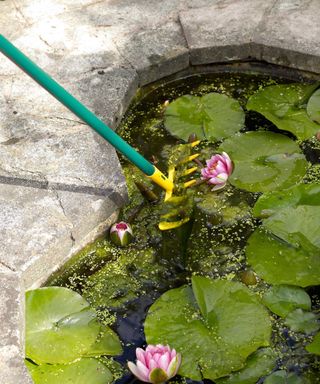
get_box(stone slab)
[0,272,24,350]
[56,188,127,245]
[0,66,137,194]
[0,272,32,384]
[254,0,320,74]
[116,21,189,86]
[0,183,126,289]
[0,184,73,287]
[179,0,275,65]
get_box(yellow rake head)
[159,140,200,230]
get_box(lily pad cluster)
[25,287,122,384]
[247,83,320,140]
[145,276,272,381]
[246,184,320,287]
[262,285,319,335]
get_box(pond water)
[46,70,320,384]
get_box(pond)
[25,68,320,384]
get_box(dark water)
[48,68,320,384]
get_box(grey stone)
[0,65,136,194]
[0,272,32,383]
[0,184,73,287]
[56,188,127,244]
[66,66,139,129]
[0,183,126,289]
[0,344,33,384]
[254,0,320,73]
[0,272,24,349]
[116,22,189,86]
[179,0,275,65]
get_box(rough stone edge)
[0,271,32,384]
[178,1,320,75]
[31,209,119,289]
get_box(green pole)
[0,34,155,176]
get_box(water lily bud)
[201,152,233,191]
[109,222,133,246]
[240,270,258,286]
[128,344,181,384]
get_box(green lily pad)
[164,93,244,142]
[246,228,320,287]
[219,131,307,192]
[85,327,122,357]
[216,348,277,384]
[264,370,308,384]
[145,276,271,381]
[262,285,311,317]
[26,358,113,384]
[306,331,320,355]
[253,184,320,218]
[26,287,121,364]
[253,184,320,249]
[284,309,319,334]
[247,83,320,140]
[307,88,320,124]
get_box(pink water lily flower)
[128,344,181,384]
[201,152,233,190]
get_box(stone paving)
[1,0,320,382]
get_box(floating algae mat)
[28,71,320,384]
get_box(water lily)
[109,221,133,246]
[201,152,233,190]
[128,344,181,384]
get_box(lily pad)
[246,228,320,287]
[26,358,113,384]
[253,184,320,218]
[264,370,308,384]
[264,204,320,248]
[306,331,320,355]
[219,131,307,192]
[85,327,122,357]
[253,184,320,249]
[26,287,121,364]
[307,88,320,124]
[247,83,320,140]
[164,93,244,142]
[145,276,271,381]
[216,348,277,384]
[262,285,311,318]
[284,308,319,334]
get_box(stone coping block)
[0,183,126,289]
[0,272,32,384]
[255,0,320,74]
[1,0,320,383]
[179,0,275,65]
[115,21,189,86]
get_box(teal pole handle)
[0,34,155,176]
